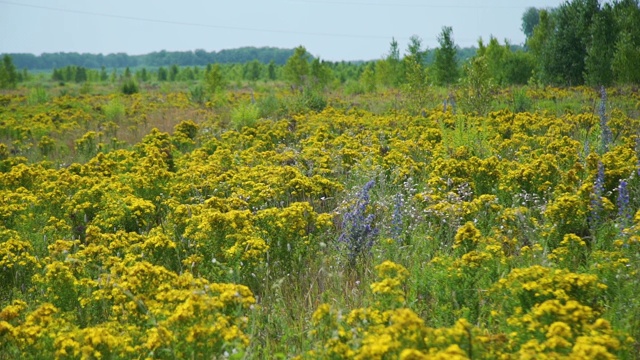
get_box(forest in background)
[4,47,298,71]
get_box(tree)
[360,62,376,93]
[403,36,429,112]
[204,63,226,94]
[19,69,29,83]
[136,68,149,82]
[531,0,599,85]
[267,60,277,80]
[52,68,64,82]
[121,78,139,95]
[502,51,535,85]
[406,35,426,65]
[554,0,599,85]
[283,46,310,89]
[99,66,108,82]
[179,67,195,81]
[74,66,87,83]
[433,26,459,85]
[169,64,179,81]
[584,4,616,86]
[527,9,554,84]
[481,36,509,84]
[527,9,552,59]
[157,67,168,81]
[244,60,262,82]
[0,55,18,89]
[64,66,74,82]
[458,55,496,115]
[521,7,540,40]
[373,38,403,88]
[612,31,640,83]
[309,58,332,89]
[611,0,640,84]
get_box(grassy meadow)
[1,81,639,359]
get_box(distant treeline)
[3,45,485,71]
[3,47,296,70]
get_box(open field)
[1,83,640,359]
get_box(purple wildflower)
[589,161,605,228]
[617,179,631,224]
[599,86,613,152]
[338,180,379,266]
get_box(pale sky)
[0,0,564,61]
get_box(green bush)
[512,87,533,113]
[256,93,283,119]
[103,98,126,122]
[231,102,260,130]
[27,86,48,105]
[188,85,206,105]
[301,90,327,113]
[121,78,139,95]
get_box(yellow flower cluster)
[370,260,410,307]
[309,291,486,360]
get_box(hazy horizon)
[1,0,564,62]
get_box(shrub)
[27,86,48,105]
[121,78,139,95]
[230,102,259,131]
[103,98,125,122]
[188,84,206,105]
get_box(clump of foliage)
[121,78,139,95]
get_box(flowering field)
[1,85,639,359]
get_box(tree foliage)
[169,64,179,81]
[0,55,18,89]
[157,67,168,81]
[204,64,226,94]
[309,58,332,89]
[527,0,640,86]
[267,60,277,80]
[611,0,640,84]
[284,46,310,89]
[375,38,403,88]
[243,60,262,82]
[459,53,496,115]
[121,78,139,95]
[359,62,377,93]
[477,37,534,85]
[51,65,89,83]
[3,57,19,85]
[521,7,540,40]
[7,47,296,70]
[584,3,616,86]
[433,26,459,85]
[550,0,598,86]
[402,36,429,112]
[612,31,640,84]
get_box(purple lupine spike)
[599,86,613,152]
[338,180,379,266]
[617,179,630,223]
[589,161,605,228]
